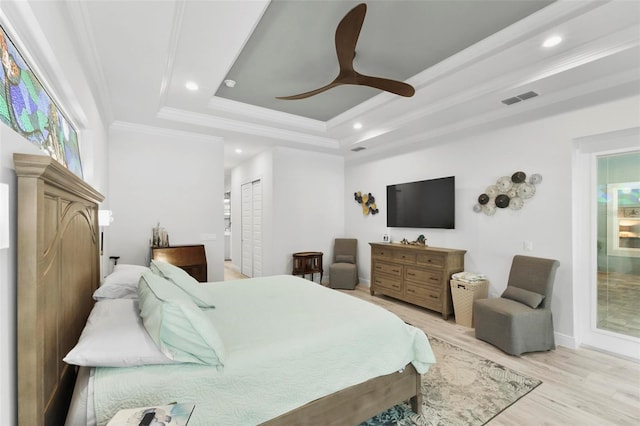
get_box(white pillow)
[63,299,174,367]
[93,265,150,300]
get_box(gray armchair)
[329,238,358,290]
[473,255,560,356]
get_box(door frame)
[573,127,640,360]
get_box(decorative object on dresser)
[292,251,324,282]
[369,243,466,319]
[399,234,427,246]
[151,222,170,247]
[150,244,208,282]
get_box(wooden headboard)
[14,154,104,426]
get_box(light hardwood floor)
[345,286,640,426]
[223,266,640,425]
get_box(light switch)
[523,241,533,251]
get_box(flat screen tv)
[387,176,455,229]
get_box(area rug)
[361,336,542,426]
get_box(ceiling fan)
[276,3,415,100]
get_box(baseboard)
[555,331,577,349]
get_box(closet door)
[251,180,263,277]
[241,180,262,277]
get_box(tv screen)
[387,176,455,229]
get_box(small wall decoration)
[354,191,379,215]
[473,171,542,216]
[0,25,83,178]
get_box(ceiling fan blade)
[276,80,343,100]
[355,74,415,97]
[334,3,366,72]
[276,3,415,100]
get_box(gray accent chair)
[329,238,358,290]
[473,255,560,356]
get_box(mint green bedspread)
[93,275,435,425]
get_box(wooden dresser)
[151,244,208,282]
[369,243,466,319]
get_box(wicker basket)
[450,279,489,328]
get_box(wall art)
[0,25,82,178]
[473,171,542,216]
[354,191,379,215]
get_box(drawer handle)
[429,295,438,299]
[375,265,382,270]
[429,277,439,282]
[407,272,416,276]
[407,288,415,293]
[392,269,400,273]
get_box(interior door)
[251,179,263,277]
[241,180,262,278]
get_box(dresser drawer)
[372,247,393,259]
[393,250,416,264]
[373,261,402,277]
[405,267,442,286]
[405,282,441,303]
[373,275,402,294]
[416,253,445,269]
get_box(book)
[107,402,195,426]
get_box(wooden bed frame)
[15,153,423,426]
[15,154,104,426]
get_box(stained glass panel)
[0,25,82,178]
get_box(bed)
[15,153,435,426]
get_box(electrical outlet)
[523,241,533,251]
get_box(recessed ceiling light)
[185,81,199,91]
[224,79,236,88]
[353,122,363,130]
[235,148,242,154]
[542,35,562,48]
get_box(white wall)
[345,95,640,347]
[0,2,110,424]
[107,123,225,282]
[230,147,344,281]
[272,147,345,281]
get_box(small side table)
[292,252,323,282]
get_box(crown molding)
[64,0,114,126]
[157,107,339,149]
[110,120,223,144]
[157,0,187,111]
[326,0,604,131]
[347,66,640,163]
[207,96,327,133]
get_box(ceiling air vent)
[351,146,367,152]
[501,91,539,106]
[501,97,521,105]
[517,91,538,100]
